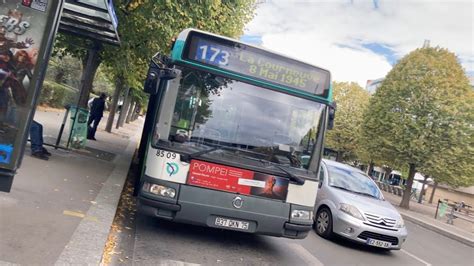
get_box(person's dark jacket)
[90,97,105,118]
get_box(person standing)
[87,93,106,140]
[30,120,51,160]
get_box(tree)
[362,47,473,209]
[325,82,370,162]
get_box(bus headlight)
[291,210,313,220]
[142,182,176,198]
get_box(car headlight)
[395,217,405,228]
[291,210,313,220]
[339,203,364,221]
[142,182,176,198]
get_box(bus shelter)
[0,0,120,192]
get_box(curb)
[54,137,139,265]
[400,211,474,247]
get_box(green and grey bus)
[137,29,333,239]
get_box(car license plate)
[215,217,249,230]
[366,238,391,248]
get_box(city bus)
[137,29,332,239]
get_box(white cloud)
[245,0,474,86]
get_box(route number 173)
[198,45,230,66]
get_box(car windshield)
[326,164,383,199]
[153,67,325,173]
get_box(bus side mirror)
[144,69,160,94]
[144,67,179,95]
[144,54,178,95]
[327,101,336,130]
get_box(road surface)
[111,208,473,265]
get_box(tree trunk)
[418,175,429,204]
[132,104,140,121]
[126,101,135,124]
[400,163,416,209]
[77,44,102,108]
[367,161,374,177]
[429,181,438,204]
[336,151,343,162]
[54,70,65,83]
[384,167,392,182]
[116,87,131,129]
[105,76,123,133]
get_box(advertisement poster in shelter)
[0,0,62,187]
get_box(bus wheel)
[315,207,333,239]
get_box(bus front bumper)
[138,178,313,239]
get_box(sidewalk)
[0,109,144,265]
[383,192,474,247]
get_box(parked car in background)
[314,159,408,250]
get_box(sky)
[242,0,474,87]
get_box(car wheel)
[315,207,333,239]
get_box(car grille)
[364,213,397,229]
[358,231,399,245]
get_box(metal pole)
[55,107,70,149]
[66,107,78,149]
[435,199,440,219]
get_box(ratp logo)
[166,162,179,176]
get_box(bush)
[39,81,78,108]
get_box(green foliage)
[92,65,116,96]
[39,81,79,108]
[46,54,82,88]
[362,47,473,193]
[325,81,370,162]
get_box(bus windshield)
[153,67,325,173]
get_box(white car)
[314,159,408,250]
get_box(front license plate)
[366,238,391,248]
[215,217,250,230]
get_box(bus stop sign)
[0,0,63,192]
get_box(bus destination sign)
[183,32,330,97]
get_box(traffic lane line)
[287,243,324,266]
[159,259,201,266]
[400,249,432,266]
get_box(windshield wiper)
[246,157,305,185]
[330,185,353,192]
[272,164,305,185]
[180,146,219,162]
[351,191,379,199]
[330,185,378,198]
[180,146,305,185]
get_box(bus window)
[154,68,324,169]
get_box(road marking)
[159,259,200,266]
[63,210,85,218]
[401,249,432,266]
[287,243,324,266]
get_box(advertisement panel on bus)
[188,160,289,200]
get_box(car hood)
[331,188,401,219]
